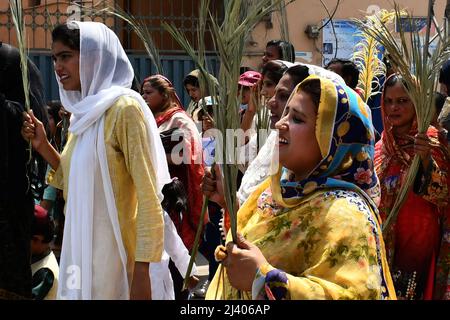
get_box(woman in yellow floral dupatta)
[205,75,396,300]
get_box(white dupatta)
[56,21,170,300]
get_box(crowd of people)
[0,20,449,300]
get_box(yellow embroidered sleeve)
[46,167,64,191]
[46,133,76,199]
[115,102,164,263]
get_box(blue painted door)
[29,53,219,108]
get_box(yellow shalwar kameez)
[206,75,396,300]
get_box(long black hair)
[0,42,49,201]
[161,178,188,216]
[325,58,360,89]
[266,40,295,63]
[261,60,288,85]
[51,24,80,51]
[383,73,409,94]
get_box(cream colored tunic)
[48,96,164,297]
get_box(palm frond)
[90,2,164,74]
[45,7,55,31]
[10,0,32,174]
[10,0,30,112]
[352,10,398,103]
[255,92,271,151]
[165,0,285,290]
[354,3,450,235]
[208,0,286,243]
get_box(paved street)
[189,252,209,300]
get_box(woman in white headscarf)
[22,21,171,300]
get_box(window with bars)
[28,0,42,7]
[0,0,223,53]
[117,0,223,54]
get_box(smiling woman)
[51,43,81,91]
[206,75,396,300]
[275,79,322,181]
[21,21,171,300]
[51,25,81,91]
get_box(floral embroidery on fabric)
[257,187,283,216]
[323,190,391,299]
[422,163,449,207]
[258,215,293,247]
[375,122,449,299]
[354,168,373,185]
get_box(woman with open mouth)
[204,75,396,300]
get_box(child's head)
[183,72,202,103]
[238,71,262,105]
[161,178,188,215]
[31,205,55,256]
[197,96,217,132]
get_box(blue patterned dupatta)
[272,75,379,210]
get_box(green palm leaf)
[91,2,164,74]
[354,2,450,235]
[10,0,33,181]
[10,0,30,113]
[165,0,287,291]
